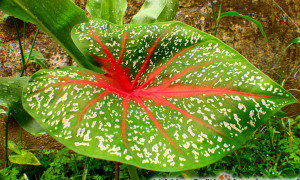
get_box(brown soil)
[0,0,299,165]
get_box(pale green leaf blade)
[87,0,103,19]
[0,3,35,23]
[0,77,45,136]
[9,150,41,166]
[8,141,21,154]
[87,0,127,25]
[131,0,179,24]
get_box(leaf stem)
[115,162,119,180]
[272,0,299,30]
[4,111,10,167]
[23,22,26,53]
[279,43,284,86]
[127,165,139,180]
[213,0,224,37]
[27,28,40,62]
[210,0,217,28]
[13,17,26,77]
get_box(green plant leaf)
[23,19,297,171]
[9,151,41,166]
[8,140,41,165]
[0,77,45,136]
[131,0,179,24]
[86,0,127,25]
[25,50,47,69]
[0,0,101,73]
[290,37,300,44]
[220,11,268,46]
[8,141,21,154]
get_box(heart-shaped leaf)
[23,19,297,171]
[8,141,41,166]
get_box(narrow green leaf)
[8,141,21,154]
[0,0,101,73]
[285,37,300,51]
[0,77,45,136]
[87,0,127,25]
[290,37,300,44]
[9,150,41,166]
[131,0,179,24]
[23,19,297,171]
[220,11,268,46]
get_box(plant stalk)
[4,111,10,167]
[27,28,40,62]
[210,0,217,29]
[213,0,224,37]
[115,162,119,180]
[279,43,284,86]
[23,22,26,53]
[127,165,139,180]
[272,0,299,30]
[13,17,26,77]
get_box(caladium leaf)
[131,0,179,24]
[23,19,298,171]
[0,77,45,136]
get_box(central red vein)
[131,30,169,89]
[137,87,276,99]
[122,98,129,149]
[118,31,128,64]
[87,27,132,93]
